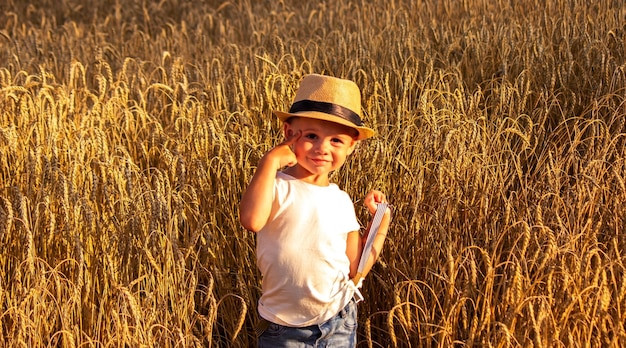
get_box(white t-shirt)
[256,172,361,327]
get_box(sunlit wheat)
[0,0,625,346]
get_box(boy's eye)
[332,138,344,144]
[304,133,317,139]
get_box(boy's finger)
[289,130,302,141]
[282,130,301,147]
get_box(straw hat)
[274,74,376,140]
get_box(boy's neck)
[282,166,330,186]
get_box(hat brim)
[274,110,376,140]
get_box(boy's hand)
[364,190,390,216]
[263,131,301,170]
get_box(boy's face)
[283,117,358,181]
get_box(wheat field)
[1,0,625,346]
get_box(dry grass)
[1,0,625,346]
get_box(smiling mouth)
[310,158,328,165]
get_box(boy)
[240,74,392,347]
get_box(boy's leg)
[257,299,357,347]
[257,320,320,348]
[317,299,358,347]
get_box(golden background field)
[1,0,625,346]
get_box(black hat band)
[289,99,363,126]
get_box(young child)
[239,73,392,347]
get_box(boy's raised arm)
[239,133,300,232]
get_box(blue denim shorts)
[257,299,357,347]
